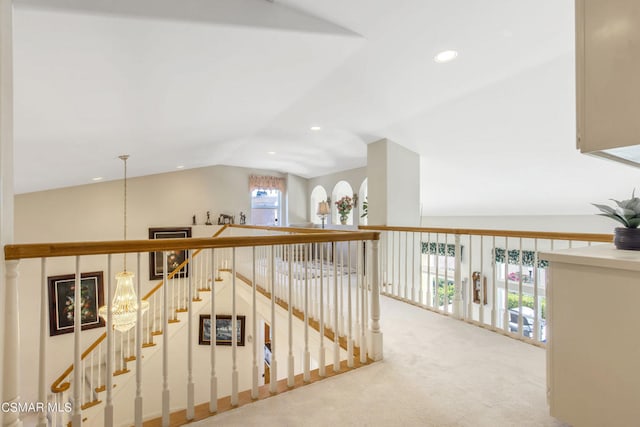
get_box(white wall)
[367,141,386,226]
[12,164,303,405]
[285,173,308,225]
[386,140,420,226]
[367,139,420,226]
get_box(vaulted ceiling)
[12,0,640,214]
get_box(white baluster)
[340,245,345,336]
[37,259,47,427]
[299,245,303,310]
[104,254,114,426]
[467,235,473,320]
[162,252,170,427]
[187,250,195,419]
[72,257,81,426]
[314,243,319,321]
[231,248,239,406]
[209,248,217,413]
[118,333,124,373]
[503,238,509,332]
[354,241,360,348]
[419,232,424,306]
[151,293,156,338]
[279,245,283,300]
[491,236,497,329]
[454,234,463,319]
[411,232,416,302]
[369,239,383,361]
[304,244,311,383]
[435,233,440,311]
[385,231,390,292]
[269,247,278,393]
[135,254,143,426]
[171,272,176,322]
[81,359,86,408]
[518,238,524,337]
[287,245,295,387]
[426,233,432,308]
[404,231,408,300]
[90,350,95,405]
[252,247,259,399]
[319,243,326,377]
[324,243,338,329]
[533,239,540,342]
[333,242,340,372]
[445,235,450,315]
[359,242,367,364]
[347,242,354,368]
[391,231,395,296]
[479,236,485,325]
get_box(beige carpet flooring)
[189,296,567,427]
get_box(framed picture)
[48,271,105,336]
[199,314,246,346]
[148,227,192,280]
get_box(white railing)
[3,227,381,426]
[361,225,611,346]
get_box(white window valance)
[249,175,285,192]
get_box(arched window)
[332,180,354,225]
[310,185,328,225]
[359,178,368,225]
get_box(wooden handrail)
[6,231,379,261]
[359,225,612,243]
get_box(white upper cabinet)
[576,0,640,166]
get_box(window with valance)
[249,175,286,192]
[249,175,284,226]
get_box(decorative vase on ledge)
[614,227,640,250]
[340,215,347,225]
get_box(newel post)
[3,260,22,427]
[368,239,383,361]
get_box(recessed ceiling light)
[92,177,103,181]
[434,50,458,63]
[267,151,276,155]
[176,165,185,169]
[310,126,322,131]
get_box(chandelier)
[99,155,149,332]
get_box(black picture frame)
[48,271,105,336]
[198,314,246,346]
[148,227,192,280]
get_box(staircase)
[36,226,382,426]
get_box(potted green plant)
[593,190,640,250]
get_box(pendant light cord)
[120,155,129,271]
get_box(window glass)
[251,189,280,226]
